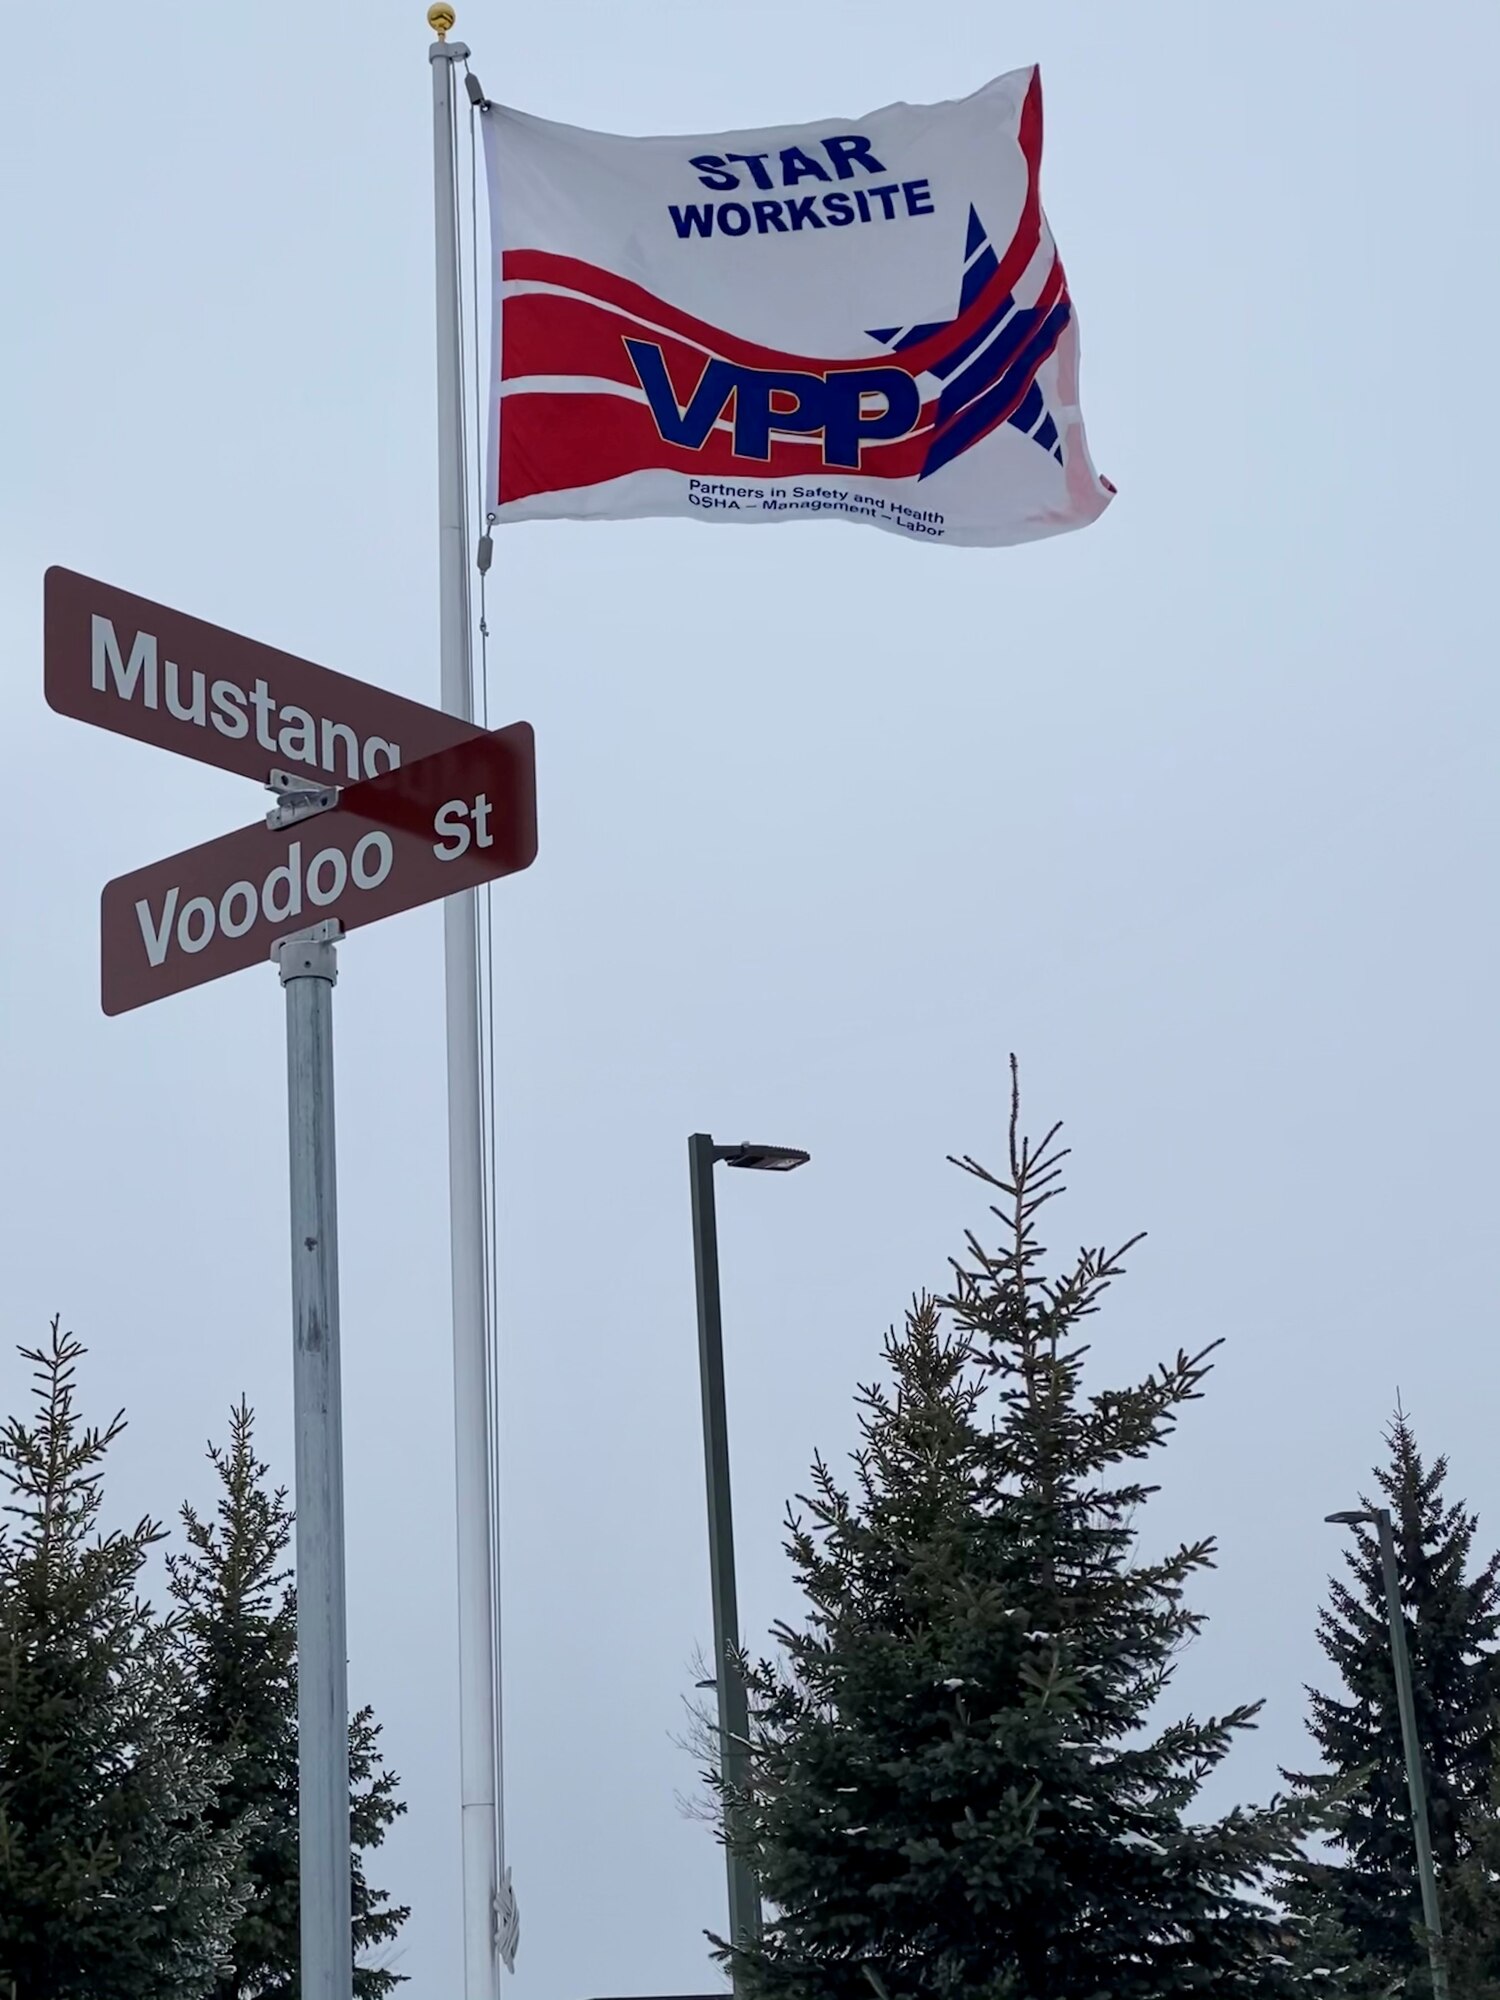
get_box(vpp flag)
[482,69,1113,549]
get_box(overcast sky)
[3,3,1499,1995]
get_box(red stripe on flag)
[498,393,938,504]
[501,291,937,426]
[500,70,1046,386]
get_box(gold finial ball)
[428,3,456,38]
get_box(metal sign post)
[277,918,353,2000]
[46,553,539,1994]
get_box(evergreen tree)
[0,1320,244,2000]
[1439,1763,1500,1998]
[169,1399,408,1998]
[718,1066,1317,2000]
[1283,1410,1500,1986]
[1276,1901,1400,1997]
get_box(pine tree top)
[1,1320,160,1590]
[0,1319,245,2000]
[170,1396,408,1997]
[721,1065,1320,2000]
[170,1397,293,1635]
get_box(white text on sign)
[130,794,497,970]
[99,721,538,1015]
[134,834,396,966]
[433,794,495,860]
[92,615,404,784]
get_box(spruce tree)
[1440,1767,1500,1998]
[1276,1902,1400,1997]
[169,1400,408,1997]
[1283,1410,1500,1985]
[718,1066,1316,1999]
[0,1320,244,2000]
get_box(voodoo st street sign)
[100,726,537,1015]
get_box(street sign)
[45,566,482,787]
[101,726,537,1015]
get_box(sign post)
[278,918,353,2000]
[46,560,539,1994]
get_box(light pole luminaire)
[687,1134,809,1973]
[1325,1506,1449,2000]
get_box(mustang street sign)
[45,565,482,784]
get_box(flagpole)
[428,7,507,1994]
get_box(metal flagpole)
[428,6,509,1992]
[277,919,353,2000]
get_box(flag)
[482,68,1113,549]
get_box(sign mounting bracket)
[266,768,340,830]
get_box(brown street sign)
[101,726,537,1015]
[45,566,481,787]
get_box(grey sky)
[3,2,1498,1994]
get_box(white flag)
[482,68,1113,548]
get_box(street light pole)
[686,1134,809,1975]
[1327,1506,1449,2000]
[687,1134,760,1963]
[1374,1509,1449,2000]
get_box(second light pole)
[1326,1505,1449,2000]
[687,1134,809,1971]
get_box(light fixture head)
[717,1142,810,1173]
[1326,1509,1374,1527]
